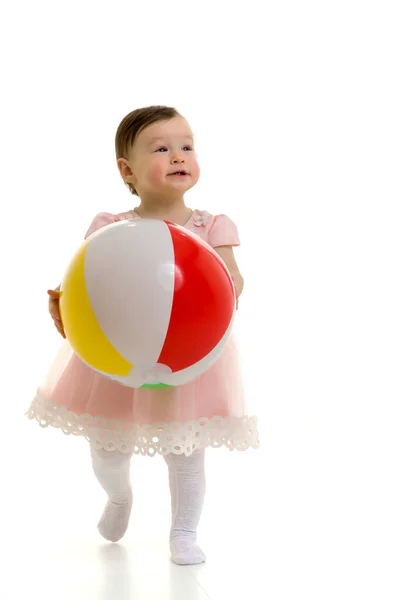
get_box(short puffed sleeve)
[84,212,118,239]
[207,214,240,248]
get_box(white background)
[1,1,399,599]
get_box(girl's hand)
[47,288,66,338]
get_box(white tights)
[90,445,206,565]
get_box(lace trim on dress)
[26,393,260,457]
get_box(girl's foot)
[170,535,206,565]
[97,492,133,543]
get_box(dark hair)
[115,105,181,195]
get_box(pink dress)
[26,209,259,456]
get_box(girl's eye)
[156,147,168,152]
[183,146,193,151]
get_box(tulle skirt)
[26,335,259,457]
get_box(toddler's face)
[123,116,200,198]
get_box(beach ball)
[59,219,236,388]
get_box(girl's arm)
[214,245,244,298]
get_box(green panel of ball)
[141,383,171,389]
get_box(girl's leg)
[90,444,133,543]
[164,449,206,565]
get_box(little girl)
[26,105,259,565]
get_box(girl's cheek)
[147,160,166,185]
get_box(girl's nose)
[171,152,185,163]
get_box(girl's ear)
[117,158,137,187]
